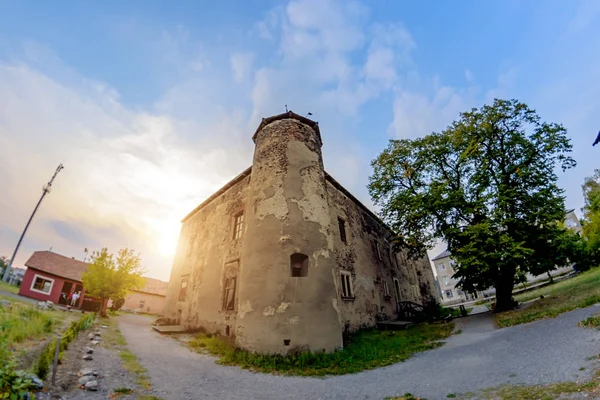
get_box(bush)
[0,324,38,399]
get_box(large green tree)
[82,248,144,316]
[581,169,600,263]
[369,99,575,312]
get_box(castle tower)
[236,112,343,354]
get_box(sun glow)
[156,221,182,257]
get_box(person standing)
[71,291,80,307]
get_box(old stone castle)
[163,111,438,354]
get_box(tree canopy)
[369,99,576,311]
[82,248,144,316]
[581,169,600,263]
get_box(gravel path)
[117,304,600,400]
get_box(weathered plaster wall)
[326,179,439,330]
[163,173,250,335]
[237,118,342,355]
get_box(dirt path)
[117,304,600,400]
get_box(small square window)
[233,212,244,240]
[338,217,347,243]
[445,289,453,298]
[340,271,354,299]
[438,263,446,271]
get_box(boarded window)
[338,217,347,243]
[233,212,244,240]
[393,278,401,301]
[340,271,354,299]
[179,275,189,301]
[223,277,237,310]
[290,253,309,277]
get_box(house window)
[30,274,54,294]
[233,212,244,240]
[383,280,390,297]
[438,263,446,271]
[340,271,354,299]
[139,300,146,309]
[445,289,453,298]
[449,260,456,268]
[223,277,237,310]
[179,275,189,301]
[338,217,347,244]
[290,253,309,277]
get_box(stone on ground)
[78,375,95,386]
[84,346,94,354]
[80,367,97,376]
[87,333,95,340]
[84,380,99,391]
[82,354,93,360]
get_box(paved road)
[117,304,600,400]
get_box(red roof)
[25,251,89,282]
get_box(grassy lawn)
[0,281,20,294]
[0,298,61,347]
[187,322,455,376]
[496,267,600,328]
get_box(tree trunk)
[494,267,517,312]
[100,297,108,317]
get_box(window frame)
[438,263,446,271]
[376,242,382,260]
[337,217,347,244]
[30,274,54,295]
[233,212,244,240]
[178,275,189,301]
[340,270,354,300]
[445,289,453,298]
[223,276,237,311]
[383,280,391,298]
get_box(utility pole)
[2,163,64,282]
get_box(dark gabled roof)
[566,209,575,214]
[431,250,451,261]
[252,111,322,145]
[25,251,89,282]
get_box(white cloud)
[230,52,255,83]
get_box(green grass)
[0,301,56,346]
[385,394,426,400]
[496,267,600,327]
[188,322,455,376]
[113,387,133,394]
[0,281,19,294]
[580,314,600,328]
[477,379,600,400]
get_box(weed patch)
[188,322,454,376]
[579,314,600,328]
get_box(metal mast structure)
[2,163,64,282]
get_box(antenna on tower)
[285,104,288,112]
[306,112,313,117]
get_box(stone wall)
[163,172,250,335]
[325,178,438,330]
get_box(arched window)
[290,253,309,277]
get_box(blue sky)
[1,0,598,280]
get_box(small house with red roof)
[19,250,168,314]
[19,250,91,308]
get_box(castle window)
[338,217,347,243]
[179,275,189,301]
[393,278,401,301]
[223,277,237,310]
[376,242,382,260]
[233,212,244,240]
[383,280,390,298]
[290,253,309,277]
[340,270,354,299]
